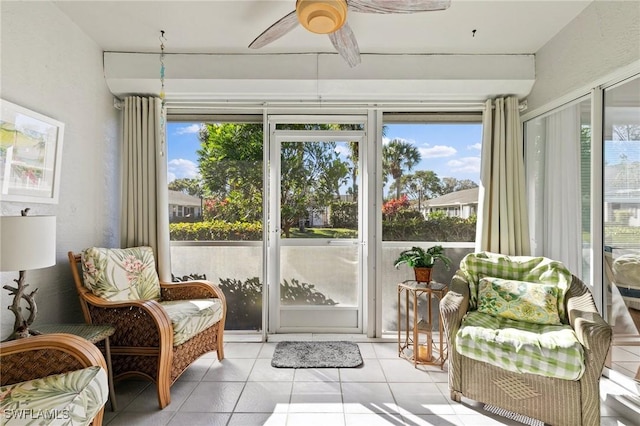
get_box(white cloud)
[419,145,457,158]
[383,137,415,145]
[167,158,199,182]
[447,157,481,173]
[335,145,350,157]
[174,124,201,135]
[468,143,482,151]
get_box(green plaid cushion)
[460,252,572,320]
[455,311,585,380]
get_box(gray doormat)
[271,341,363,368]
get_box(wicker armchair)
[0,333,109,426]
[440,254,612,426]
[69,248,227,409]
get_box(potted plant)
[393,245,452,283]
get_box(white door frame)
[266,115,368,333]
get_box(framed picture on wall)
[0,99,65,204]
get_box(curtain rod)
[114,97,527,112]
[164,100,489,111]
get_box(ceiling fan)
[248,0,452,68]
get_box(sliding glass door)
[603,76,640,383]
[525,74,640,384]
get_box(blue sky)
[167,122,483,185]
[384,123,483,183]
[167,122,203,182]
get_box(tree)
[347,141,359,201]
[398,170,443,210]
[383,139,421,200]
[168,178,203,198]
[440,177,478,194]
[196,123,350,235]
[613,124,640,141]
[280,141,349,237]
[197,123,263,222]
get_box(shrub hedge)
[170,220,262,241]
[170,215,477,242]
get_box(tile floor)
[610,344,640,380]
[103,338,640,426]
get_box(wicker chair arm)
[85,299,173,348]
[0,333,107,386]
[160,280,226,304]
[449,272,471,302]
[566,276,612,365]
[440,272,470,342]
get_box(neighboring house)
[168,190,202,222]
[422,187,479,219]
[604,163,640,226]
[604,189,640,226]
[305,195,353,228]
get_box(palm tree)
[347,125,388,201]
[383,139,421,200]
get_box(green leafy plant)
[393,245,452,270]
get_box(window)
[380,113,483,333]
[167,117,265,331]
[381,114,483,243]
[524,98,592,281]
[603,76,640,363]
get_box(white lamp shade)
[0,215,56,271]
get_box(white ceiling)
[53,0,593,57]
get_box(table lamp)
[0,209,56,340]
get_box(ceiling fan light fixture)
[296,0,347,34]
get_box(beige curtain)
[475,96,530,255]
[121,96,171,281]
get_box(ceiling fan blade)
[248,10,299,49]
[328,22,361,68]
[347,0,451,14]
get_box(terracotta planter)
[414,267,432,283]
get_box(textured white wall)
[0,1,120,339]
[526,1,640,112]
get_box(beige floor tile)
[234,381,293,413]
[167,412,231,426]
[340,358,387,382]
[178,382,244,413]
[104,339,635,426]
[287,412,346,425]
[227,413,287,426]
[248,358,296,381]
[202,358,255,382]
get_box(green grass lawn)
[289,227,357,239]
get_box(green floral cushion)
[460,252,572,320]
[81,246,161,301]
[0,366,108,426]
[160,299,224,346]
[477,276,562,325]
